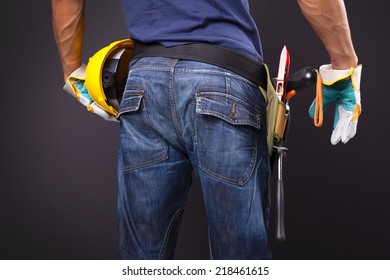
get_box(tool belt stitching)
[132,40,267,90]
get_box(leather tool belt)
[132,40,267,90]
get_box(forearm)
[297,0,358,69]
[51,0,85,81]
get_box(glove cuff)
[319,64,362,91]
[67,64,87,80]
[63,64,87,96]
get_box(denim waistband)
[132,40,267,89]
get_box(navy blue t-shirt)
[120,0,263,62]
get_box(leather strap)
[133,40,267,89]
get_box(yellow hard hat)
[85,39,134,117]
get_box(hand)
[309,64,362,145]
[63,64,118,122]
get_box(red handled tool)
[275,45,291,102]
[274,46,290,241]
[272,47,317,241]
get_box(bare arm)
[52,0,85,81]
[297,0,358,69]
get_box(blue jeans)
[117,57,271,259]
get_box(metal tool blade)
[275,46,288,100]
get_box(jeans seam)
[198,140,258,187]
[195,111,259,186]
[169,60,186,147]
[158,202,187,259]
[120,90,169,171]
[123,153,168,172]
[208,228,214,260]
[195,92,262,128]
[175,67,257,87]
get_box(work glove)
[63,64,118,122]
[309,64,362,145]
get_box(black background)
[1,0,389,260]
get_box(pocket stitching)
[195,91,261,186]
[198,136,259,186]
[119,86,168,171]
[195,92,262,129]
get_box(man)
[51,0,361,259]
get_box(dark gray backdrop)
[1,0,388,259]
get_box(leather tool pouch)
[262,64,288,154]
[274,102,288,143]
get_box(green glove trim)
[308,64,362,145]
